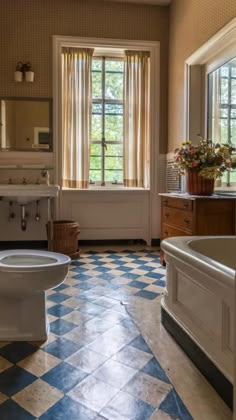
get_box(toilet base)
[0,292,49,341]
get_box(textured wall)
[168,0,236,152]
[0,0,169,153]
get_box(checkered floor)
[0,249,192,419]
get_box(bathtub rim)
[161,236,235,289]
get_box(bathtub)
[161,236,235,408]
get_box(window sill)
[62,186,150,192]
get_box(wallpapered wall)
[168,0,236,152]
[0,0,169,153]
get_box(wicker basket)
[47,220,80,259]
[186,169,214,195]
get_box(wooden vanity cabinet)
[160,195,235,264]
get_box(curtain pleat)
[124,50,150,188]
[62,47,94,188]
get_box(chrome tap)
[41,170,50,185]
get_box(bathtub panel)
[175,270,222,340]
[162,236,235,383]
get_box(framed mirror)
[0,97,52,151]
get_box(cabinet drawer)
[162,197,193,211]
[162,224,192,239]
[162,207,193,230]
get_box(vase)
[186,169,214,195]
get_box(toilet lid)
[0,249,70,272]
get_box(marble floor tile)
[112,345,153,370]
[68,375,119,412]
[0,393,8,405]
[66,347,108,374]
[12,378,63,417]
[100,390,155,420]
[0,356,13,373]
[93,359,137,389]
[17,349,61,377]
[123,371,172,408]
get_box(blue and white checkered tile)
[0,249,192,419]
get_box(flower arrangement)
[174,138,236,179]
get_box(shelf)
[0,167,54,170]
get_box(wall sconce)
[14,61,35,83]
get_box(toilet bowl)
[0,249,71,341]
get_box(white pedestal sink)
[0,184,59,204]
[0,184,59,247]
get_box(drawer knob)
[184,218,190,224]
[163,199,168,205]
[164,231,168,235]
[165,213,169,218]
[183,203,189,208]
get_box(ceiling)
[107,0,171,5]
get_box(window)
[208,56,236,185]
[90,57,124,185]
[58,38,157,190]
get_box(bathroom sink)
[0,184,59,204]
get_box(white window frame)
[184,17,236,189]
[90,55,124,186]
[52,36,160,192]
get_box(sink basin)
[0,184,59,204]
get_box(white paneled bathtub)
[161,236,235,383]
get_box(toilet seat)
[0,249,70,272]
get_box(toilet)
[0,249,71,341]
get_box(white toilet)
[0,249,71,341]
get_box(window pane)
[92,103,102,141]
[105,115,123,141]
[105,72,123,100]
[91,143,101,155]
[105,170,123,183]
[220,66,229,77]
[220,119,228,142]
[232,66,236,77]
[220,78,228,104]
[231,79,236,104]
[105,103,123,141]
[220,108,228,118]
[230,119,236,144]
[92,60,102,71]
[231,108,236,118]
[90,155,101,170]
[106,144,123,156]
[89,170,101,183]
[105,156,123,170]
[106,61,124,72]
[105,61,124,100]
[92,71,102,99]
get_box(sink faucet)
[22,177,27,185]
[41,170,50,185]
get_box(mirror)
[0,98,52,151]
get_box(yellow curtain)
[124,50,150,188]
[62,47,94,188]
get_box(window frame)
[90,55,124,186]
[184,17,236,190]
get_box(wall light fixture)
[14,61,35,83]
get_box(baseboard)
[161,306,233,410]
[79,239,147,246]
[151,238,160,246]
[0,238,160,250]
[0,241,48,250]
